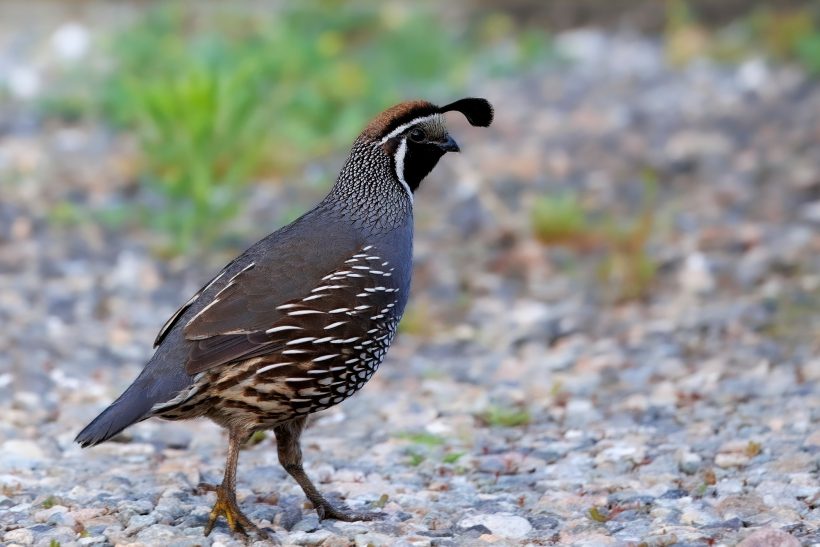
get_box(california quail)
[75,97,493,538]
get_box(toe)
[317,503,383,522]
[197,482,218,493]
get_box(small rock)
[48,510,76,527]
[705,517,743,530]
[716,495,768,521]
[3,528,34,546]
[0,440,45,467]
[34,504,68,523]
[292,515,320,533]
[51,22,91,61]
[135,524,181,543]
[288,530,333,546]
[678,451,702,474]
[458,513,532,539]
[680,505,719,526]
[737,528,801,547]
[125,513,157,534]
[678,252,715,294]
[715,452,750,468]
[117,498,154,518]
[354,532,394,546]
[596,443,645,464]
[277,502,304,531]
[78,537,107,545]
[641,533,679,547]
[660,489,688,499]
[313,463,335,483]
[802,200,820,224]
[145,423,192,449]
[717,478,744,497]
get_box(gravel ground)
[2,19,820,547]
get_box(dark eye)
[407,128,426,143]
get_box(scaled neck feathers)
[322,139,413,233]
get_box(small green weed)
[372,493,389,508]
[41,495,58,509]
[479,405,531,427]
[530,194,591,247]
[397,302,434,336]
[587,506,610,523]
[245,431,267,447]
[407,451,425,466]
[442,452,464,464]
[396,432,445,446]
[761,288,820,352]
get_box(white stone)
[678,252,715,294]
[3,528,34,546]
[680,505,719,526]
[354,532,393,547]
[717,478,744,497]
[7,67,41,99]
[679,451,705,474]
[51,22,91,61]
[288,530,333,546]
[459,513,532,539]
[0,440,45,468]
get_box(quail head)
[76,97,494,538]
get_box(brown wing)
[183,245,400,375]
[152,264,234,348]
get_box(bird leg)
[275,417,382,522]
[200,427,268,538]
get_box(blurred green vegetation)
[665,0,820,73]
[395,431,446,446]
[762,288,820,351]
[47,2,551,252]
[395,430,468,468]
[531,174,659,302]
[478,405,532,427]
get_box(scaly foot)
[198,482,274,540]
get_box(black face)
[403,130,447,192]
[386,122,460,194]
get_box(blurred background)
[1,0,819,545]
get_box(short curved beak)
[437,135,460,153]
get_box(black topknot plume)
[439,98,494,127]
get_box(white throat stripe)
[393,137,414,204]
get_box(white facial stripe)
[378,114,439,145]
[394,137,414,203]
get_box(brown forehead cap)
[361,100,438,140]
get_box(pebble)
[292,515,321,533]
[354,532,395,546]
[737,528,801,547]
[715,452,751,468]
[0,440,45,467]
[125,513,157,534]
[3,528,34,546]
[678,452,702,474]
[285,529,332,545]
[458,513,532,539]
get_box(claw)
[201,483,275,542]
